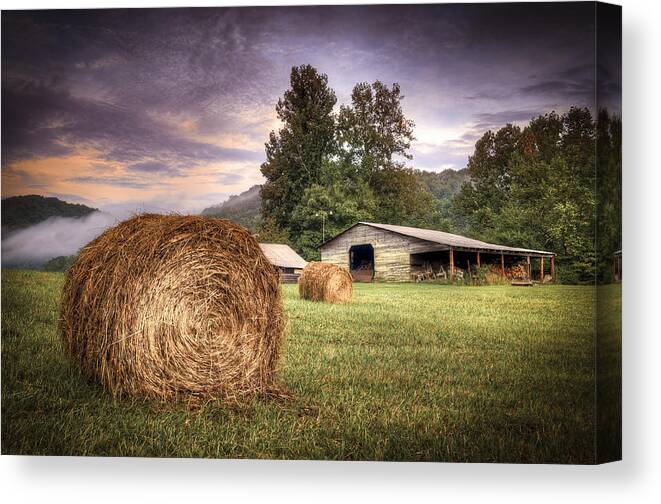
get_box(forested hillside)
[200,170,467,236]
[2,195,96,233]
[201,185,261,231]
[415,168,469,201]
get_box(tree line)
[452,107,621,283]
[259,65,621,283]
[259,65,451,258]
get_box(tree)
[260,72,438,255]
[336,80,435,227]
[290,171,376,260]
[337,81,415,181]
[370,165,435,227]
[521,111,563,161]
[256,216,291,246]
[596,109,622,282]
[452,108,602,283]
[260,65,337,232]
[468,125,521,203]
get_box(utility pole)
[315,210,333,243]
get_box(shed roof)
[321,222,555,257]
[259,243,308,269]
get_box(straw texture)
[59,214,284,403]
[298,261,353,304]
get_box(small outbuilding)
[259,243,308,283]
[319,222,555,283]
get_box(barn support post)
[550,256,555,280]
[449,248,455,280]
[477,251,481,267]
[526,255,531,279]
[501,253,505,278]
[540,257,545,282]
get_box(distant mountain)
[2,195,97,233]
[199,171,468,232]
[415,168,470,202]
[201,185,261,231]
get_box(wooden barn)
[319,222,555,283]
[259,243,307,283]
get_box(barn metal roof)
[259,243,308,269]
[322,222,555,256]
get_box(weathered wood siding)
[320,224,444,282]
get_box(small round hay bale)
[59,214,284,402]
[298,261,353,304]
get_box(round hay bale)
[59,214,285,402]
[298,261,353,304]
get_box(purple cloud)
[2,2,620,202]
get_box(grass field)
[1,269,620,463]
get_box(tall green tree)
[266,75,437,259]
[337,80,434,227]
[370,165,436,227]
[452,107,605,283]
[260,65,337,232]
[596,109,622,282]
[520,111,563,161]
[337,81,415,180]
[452,124,521,238]
[290,160,376,260]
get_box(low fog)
[1,211,118,268]
[1,191,236,268]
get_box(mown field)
[1,269,620,463]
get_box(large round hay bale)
[59,214,284,402]
[298,261,353,304]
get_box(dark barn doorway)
[349,244,374,282]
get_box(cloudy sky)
[1,3,621,214]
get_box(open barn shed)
[259,243,307,283]
[320,222,555,283]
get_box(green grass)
[1,269,620,462]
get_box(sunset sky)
[1,3,621,215]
